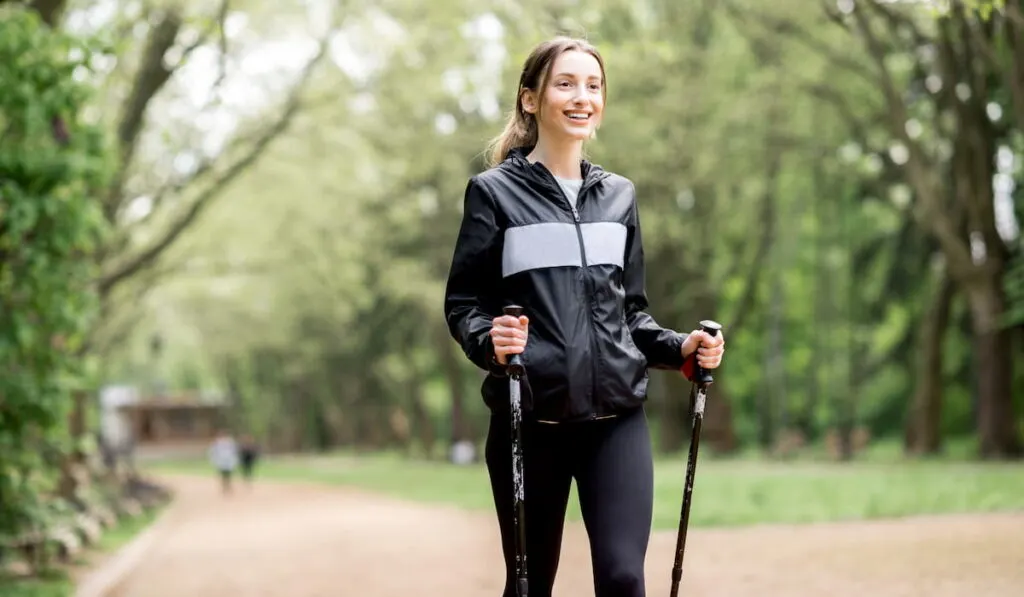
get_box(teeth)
[566,112,589,120]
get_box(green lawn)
[146,449,1024,531]
[0,569,73,597]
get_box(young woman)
[443,37,726,597]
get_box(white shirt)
[554,176,583,208]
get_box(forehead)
[549,50,603,79]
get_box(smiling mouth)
[565,111,591,123]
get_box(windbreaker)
[443,147,696,423]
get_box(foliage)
[0,5,111,542]
[87,0,1024,459]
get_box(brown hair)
[485,36,607,168]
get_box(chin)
[563,128,593,142]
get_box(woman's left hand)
[681,329,725,369]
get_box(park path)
[107,473,1024,597]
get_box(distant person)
[443,37,726,597]
[238,434,261,488]
[208,429,239,495]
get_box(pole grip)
[503,305,525,375]
[693,319,722,385]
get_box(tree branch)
[1004,2,1024,127]
[863,0,932,47]
[105,8,183,222]
[798,81,882,145]
[28,0,64,26]
[850,4,977,281]
[97,35,334,298]
[723,0,879,85]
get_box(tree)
[0,3,111,556]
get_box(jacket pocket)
[620,314,648,368]
[594,315,649,406]
[520,335,561,414]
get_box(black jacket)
[444,147,695,422]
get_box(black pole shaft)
[504,305,528,597]
[669,319,721,597]
[511,367,528,597]
[670,386,705,597]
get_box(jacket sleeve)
[444,176,508,378]
[623,184,695,378]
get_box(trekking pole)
[669,319,722,597]
[503,305,529,597]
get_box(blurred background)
[1,0,1023,594]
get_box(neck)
[527,136,584,179]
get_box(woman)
[443,36,726,597]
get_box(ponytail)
[485,104,537,168]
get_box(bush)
[0,5,112,558]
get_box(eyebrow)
[551,72,603,81]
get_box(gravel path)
[107,474,1024,597]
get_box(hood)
[498,146,611,200]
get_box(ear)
[520,88,538,115]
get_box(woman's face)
[523,50,604,144]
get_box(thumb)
[518,315,529,327]
[683,331,705,355]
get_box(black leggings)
[485,406,654,597]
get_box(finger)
[494,340,526,352]
[492,324,527,336]
[493,336,526,347]
[493,315,520,328]
[694,331,723,347]
[494,346,524,358]
[491,327,526,340]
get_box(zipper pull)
[570,204,580,222]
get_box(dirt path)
[107,474,1024,597]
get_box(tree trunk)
[58,390,89,505]
[905,273,955,456]
[660,374,689,454]
[690,178,737,453]
[966,274,1022,458]
[406,348,435,458]
[438,325,472,445]
[761,275,785,450]
[704,375,738,453]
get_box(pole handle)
[503,305,525,375]
[693,319,722,385]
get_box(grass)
[0,569,73,597]
[0,505,166,597]
[146,447,1024,531]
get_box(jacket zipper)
[568,184,599,420]
[533,159,607,421]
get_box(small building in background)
[100,385,229,460]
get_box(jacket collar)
[503,146,609,187]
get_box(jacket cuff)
[679,350,697,381]
[484,340,508,378]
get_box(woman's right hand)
[490,313,529,365]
